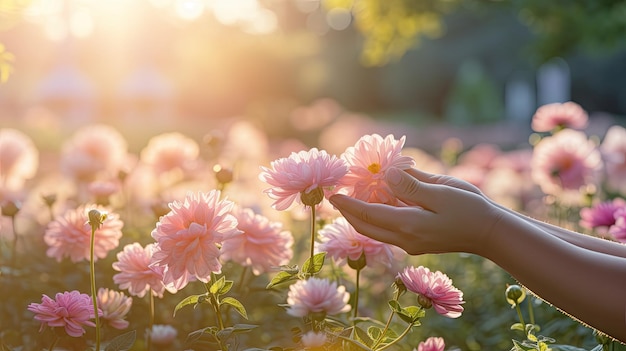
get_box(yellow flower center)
[367,163,382,174]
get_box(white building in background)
[118,63,174,127]
[537,57,570,106]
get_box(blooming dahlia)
[0,128,39,190]
[286,277,351,318]
[150,191,241,290]
[27,290,99,337]
[600,125,626,194]
[531,101,588,133]
[416,337,445,351]
[97,288,132,330]
[579,198,626,234]
[259,148,348,210]
[397,266,464,318]
[339,134,415,205]
[113,242,171,298]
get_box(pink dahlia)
[286,277,351,318]
[397,266,464,318]
[44,205,123,263]
[530,129,603,195]
[97,288,132,330]
[140,132,199,175]
[301,331,328,348]
[221,207,294,275]
[600,125,626,194]
[0,128,39,190]
[27,290,99,337]
[416,337,445,351]
[150,191,241,290]
[339,134,415,205]
[259,148,348,210]
[579,198,626,234]
[316,216,395,268]
[60,124,128,182]
[609,209,626,243]
[113,243,171,298]
[531,101,588,133]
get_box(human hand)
[329,167,505,256]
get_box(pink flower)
[60,124,128,181]
[113,243,171,298]
[140,132,199,175]
[286,277,351,318]
[147,324,178,345]
[339,134,415,205]
[531,102,588,132]
[579,198,626,233]
[221,207,294,275]
[150,191,241,290]
[301,331,327,348]
[416,337,445,351]
[600,125,626,194]
[0,128,39,190]
[259,148,348,210]
[27,290,99,337]
[531,129,603,195]
[97,288,132,330]
[44,205,123,262]
[397,266,464,318]
[609,209,626,243]
[316,216,395,268]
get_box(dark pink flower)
[397,266,464,318]
[339,134,415,205]
[113,243,171,298]
[150,191,241,290]
[579,198,626,233]
[259,148,348,210]
[286,277,351,317]
[609,209,626,243]
[221,207,293,275]
[44,205,123,262]
[531,102,588,132]
[316,216,395,268]
[416,337,445,351]
[97,288,132,330]
[27,290,99,337]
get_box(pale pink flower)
[140,132,199,175]
[259,148,348,210]
[27,290,99,337]
[147,324,178,345]
[339,134,415,205]
[44,205,123,262]
[316,216,395,268]
[416,337,445,351]
[113,243,171,298]
[457,143,501,170]
[0,128,39,190]
[286,277,351,318]
[579,198,626,233]
[600,125,626,195]
[97,288,132,330]
[397,266,464,318]
[609,209,626,243]
[531,102,588,132]
[301,331,328,348]
[531,129,603,195]
[150,191,241,290]
[221,207,294,275]
[60,124,128,181]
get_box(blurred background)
[1,0,626,153]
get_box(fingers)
[329,194,418,230]
[386,168,441,211]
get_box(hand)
[329,167,505,256]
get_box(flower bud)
[41,193,57,207]
[417,294,433,310]
[347,252,367,271]
[214,165,234,185]
[309,311,326,323]
[505,284,526,307]
[300,187,324,207]
[87,209,107,231]
[1,200,21,217]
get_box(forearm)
[483,210,626,342]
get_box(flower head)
[44,205,123,262]
[0,128,39,190]
[286,277,351,318]
[113,243,171,298]
[140,132,199,175]
[416,337,445,351]
[150,191,241,290]
[147,324,178,345]
[339,134,415,205]
[609,209,626,243]
[259,148,348,210]
[221,207,293,275]
[579,198,626,234]
[27,290,99,337]
[301,331,328,349]
[97,288,132,330]
[316,216,395,269]
[531,129,603,196]
[397,266,464,318]
[600,125,626,194]
[531,102,588,133]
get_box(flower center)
[367,163,382,174]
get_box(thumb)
[386,167,440,210]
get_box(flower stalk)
[88,209,106,351]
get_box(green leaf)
[353,326,373,348]
[216,324,257,342]
[367,326,382,343]
[266,270,298,289]
[210,276,226,294]
[511,323,525,331]
[185,326,218,344]
[221,297,248,319]
[173,294,206,317]
[512,339,536,351]
[388,300,402,313]
[527,333,538,342]
[104,330,136,351]
[301,252,326,275]
[219,280,234,295]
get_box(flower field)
[1,101,625,350]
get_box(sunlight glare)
[69,8,94,38]
[175,0,205,21]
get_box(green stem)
[308,205,316,276]
[48,335,59,351]
[147,291,155,351]
[372,290,400,349]
[89,226,101,351]
[237,266,248,293]
[527,297,535,326]
[375,322,413,351]
[515,303,526,326]
[9,215,17,269]
[353,268,361,323]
